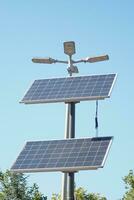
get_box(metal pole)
[62,52,76,200]
[61,104,70,200]
[68,103,75,138]
[61,103,75,200]
[67,172,75,200]
[66,102,75,200]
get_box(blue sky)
[0,1,134,199]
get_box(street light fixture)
[31,42,109,200]
[63,41,76,56]
[83,55,109,63]
[32,41,109,76]
[32,57,57,64]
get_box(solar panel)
[11,136,113,173]
[20,74,117,104]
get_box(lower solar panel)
[11,136,113,173]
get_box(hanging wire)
[95,100,99,137]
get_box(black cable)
[95,100,98,137]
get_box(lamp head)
[32,57,56,64]
[85,55,109,63]
[63,41,76,56]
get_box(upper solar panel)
[11,136,113,173]
[20,74,117,104]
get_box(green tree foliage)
[122,170,134,200]
[74,187,107,200]
[51,193,61,200]
[2,170,134,200]
[0,192,4,200]
[0,170,47,200]
[51,187,107,200]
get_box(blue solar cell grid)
[21,74,116,104]
[11,136,113,173]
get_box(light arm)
[73,55,109,64]
[32,57,68,64]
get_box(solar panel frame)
[20,74,117,104]
[11,136,113,173]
